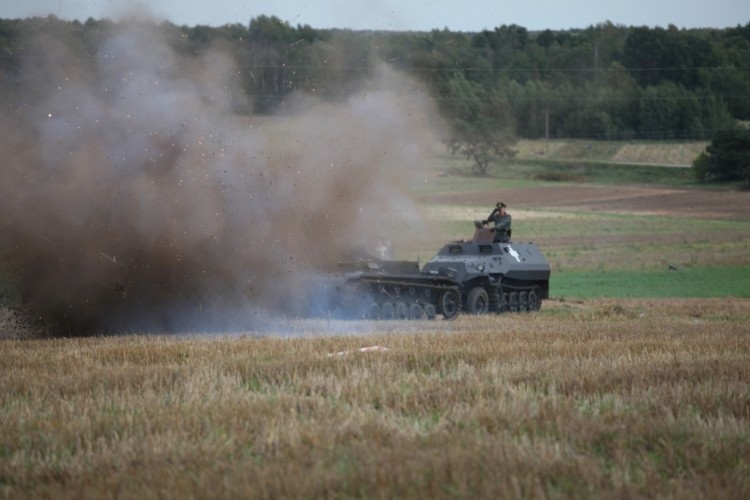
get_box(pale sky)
[1,0,748,31]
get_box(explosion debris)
[0,20,441,334]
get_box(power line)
[1,53,749,75]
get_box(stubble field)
[2,157,750,498]
[2,299,749,498]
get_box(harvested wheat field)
[2,299,749,498]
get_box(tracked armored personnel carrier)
[306,258,463,320]
[421,226,550,314]
[306,226,550,320]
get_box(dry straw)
[1,298,749,498]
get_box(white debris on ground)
[328,345,390,357]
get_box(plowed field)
[418,184,750,220]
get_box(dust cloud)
[0,21,442,334]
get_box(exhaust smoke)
[0,21,441,334]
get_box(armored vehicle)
[306,225,550,320]
[421,226,550,314]
[306,258,463,320]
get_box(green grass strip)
[551,266,750,298]
[509,159,697,186]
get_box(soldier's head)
[497,201,506,213]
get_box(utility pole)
[545,108,549,155]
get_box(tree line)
[1,15,749,180]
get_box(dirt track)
[418,184,750,220]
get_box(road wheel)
[500,293,510,313]
[528,287,541,312]
[488,290,500,313]
[466,287,489,315]
[394,301,409,320]
[423,304,437,320]
[509,292,519,313]
[366,303,382,320]
[409,303,424,320]
[439,289,461,320]
[381,302,395,320]
[519,291,529,312]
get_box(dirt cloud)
[0,22,441,333]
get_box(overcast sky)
[2,0,748,31]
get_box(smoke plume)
[0,21,441,333]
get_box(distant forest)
[2,15,749,146]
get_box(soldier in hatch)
[483,201,511,243]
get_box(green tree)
[245,15,327,112]
[637,83,694,139]
[2,16,748,143]
[697,128,750,186]
[623,26,719,89]
[444,75,516,174]
[536,29,555,51]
